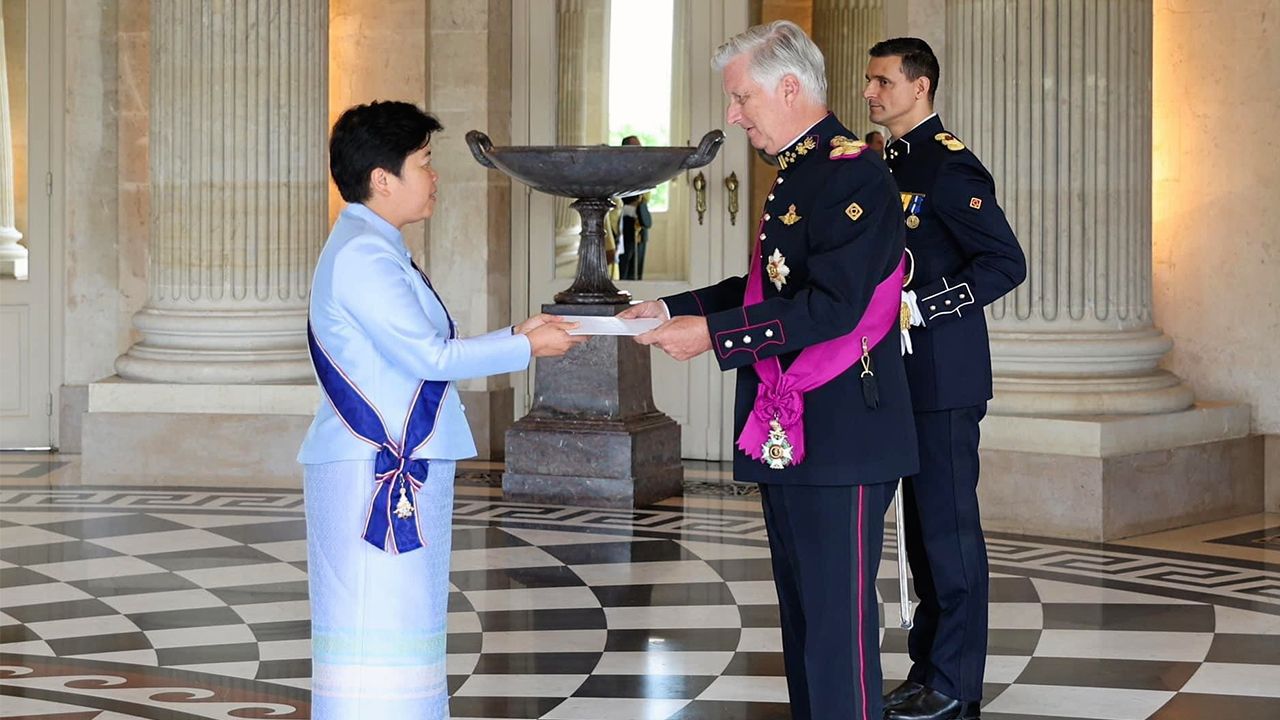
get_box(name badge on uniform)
[900,192,925,229]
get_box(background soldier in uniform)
[864,38,1028,720]
[622,21,918,720]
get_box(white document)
[564,316,663,336]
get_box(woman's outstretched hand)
[526,321,589,357]
[515,313,564,335]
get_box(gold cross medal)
[762,419,794,470]
[394,481,415,519]
[766,248,790,291]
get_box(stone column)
[946,0,1192,415]
[811,0,883,128]
[114,0,327,384]
[554,0,587,272]
[0,13,25,280]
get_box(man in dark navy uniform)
[864,38,1027,720]
[621,21,919,720]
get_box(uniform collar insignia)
[777,135,819,170]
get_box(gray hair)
[712,20,828,105]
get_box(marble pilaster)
[811,0,882,129]
[554,0,587,272]
[114,0,328,384]
[946,0,1193,415]
[931,0,1261,540]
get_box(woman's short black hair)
[329,101,443,203]
[868,37,940,101]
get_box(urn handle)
[724,171,739,226]
[465,130,497,169]
[680,129,726,170]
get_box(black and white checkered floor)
[0,460,1277,719]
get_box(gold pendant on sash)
[394,481,415,519]
[761,419,794,470]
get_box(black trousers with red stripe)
[759,479,896,720]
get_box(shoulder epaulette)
[829,136,868,160]
[935,132,965,151]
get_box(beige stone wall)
[63,0,124,386]
[1152,0,1280,438]
[117,0,147,349]
[328,0,429,257]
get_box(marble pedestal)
[503,303,683,508]
[976,403,1264,541]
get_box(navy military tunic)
[885,114,1026,705]
[664,112,919,487]
[663,113,919,720]
[887,115,1025,411]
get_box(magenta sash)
[737,229,906,466]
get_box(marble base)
[57,385,89,453]
[80,379,318,486]
[977,403,1264,541]
[459,387,515,460]
[1266,434,1280,513]
[502,303,684,508]
[80,378,512,485]
[82,410,313,487]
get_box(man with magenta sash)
[298,101,584,719]
[622,22,919,720]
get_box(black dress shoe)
[884,687,980,720]
[883,679,926,708]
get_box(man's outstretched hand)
[615,300,669,321]
[635,316,712,361]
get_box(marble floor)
[0,454,1277,719]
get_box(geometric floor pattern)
[1,475,1278,719]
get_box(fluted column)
[947,0,1192,415]
[554,0,587,272]
[812,0,883,127]
[0,13,25,280]
[116,0,328,383]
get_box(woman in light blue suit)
[299,101,584,719]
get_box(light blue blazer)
[297,203,531,464]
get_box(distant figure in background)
[866,130,886,156]
[618,135,654,280]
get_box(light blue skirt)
[303,459,455,720]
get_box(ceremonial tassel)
[859,337,879,409]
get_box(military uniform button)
[945,300,952,306]
[777,178,784,184]
[959,293,967,299]
[765,329,774,338]
[759,233,766,240]
[743,335,752,344]
[764,214,771,221]
[929,305,937,311]
[768,193,775,200]
[724,340,733,348]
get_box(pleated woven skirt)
[303,459,456,720]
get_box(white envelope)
[564,316,663,336]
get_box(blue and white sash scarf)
[306,261,455,554]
